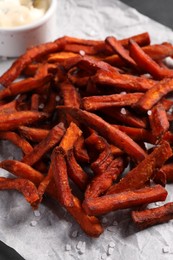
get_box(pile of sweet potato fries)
[0,32,173,237]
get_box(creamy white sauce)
[0,0,46,28]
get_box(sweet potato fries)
[0,32,173,237]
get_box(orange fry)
[82,92,143,111]
[31,94,40,111]
[107,141,172,194]
[0,131,33,155]
[18,126,49,143]
[0,111,48,131]
[0,177,39,208]
[154,163,173,183]
[51,146,74,207]
[22,123,65,166]
[91,147,114,176]
[0,40,63,87]
[58,107,147,162]
[134,78,173,112]
[105,43,173,66]
[93,69,155,92]
[66,149,89,191]
[112,125,155,143]
[60,80,81,108]
[59,122,82,153]
[73,135,90,163]
[149,103,169,141]
[105,36,137,69]
[101,107,147,128]
[0,74,52,100]
[66,196,103,237]
[0,100,17,114]
[132,202,173,229]
[83,185,167,216]
[85,156,125,199]
[129,39,173,79]
[37,164,53,203]
[0,160,43,185]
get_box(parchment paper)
[0,1,173,259]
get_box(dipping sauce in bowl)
[0,0,47,28]
[0,0,57,57]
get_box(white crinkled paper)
[0,0,173,259]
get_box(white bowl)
[0,0,57,57]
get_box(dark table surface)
[0,1,172,259]
[121,0,173,28]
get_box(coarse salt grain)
[76,241,83,250]
[120,108,126,115]
[55,96,61,102]
[39,103,44,109]
[87,30,97,37]
[34,210,40,217]
[147,110,152,116]
[120,91,127,95]
[162,246,170,253]
[109,241,115,248]
[107,247,114,256]
[65,244,71,251]
[79,50,85,56]
[77,241,86,254]
[102,217,108,224]
[71,230,78,238]
[30,220,37,227]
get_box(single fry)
[149,103,169,141]
[66,149,89,191]
[66,196,103,237]
[60,80,81,108]
[59,122,82,153]
[0,111,48,131]
[0,131,33,155]
[91,147,114,175]
[101,107,147,128]
[134,78,173,112]
[73,135,90,163]
[83,185,167,216]
[0,177,39,208]
[113,125,155,143]
[132,202,173,229]
[129,39,173,79]
[18,126,49,143]
[92,69,155,92]
[51,146,74,207]
[82,92,143,111]
[22,123,65,166]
